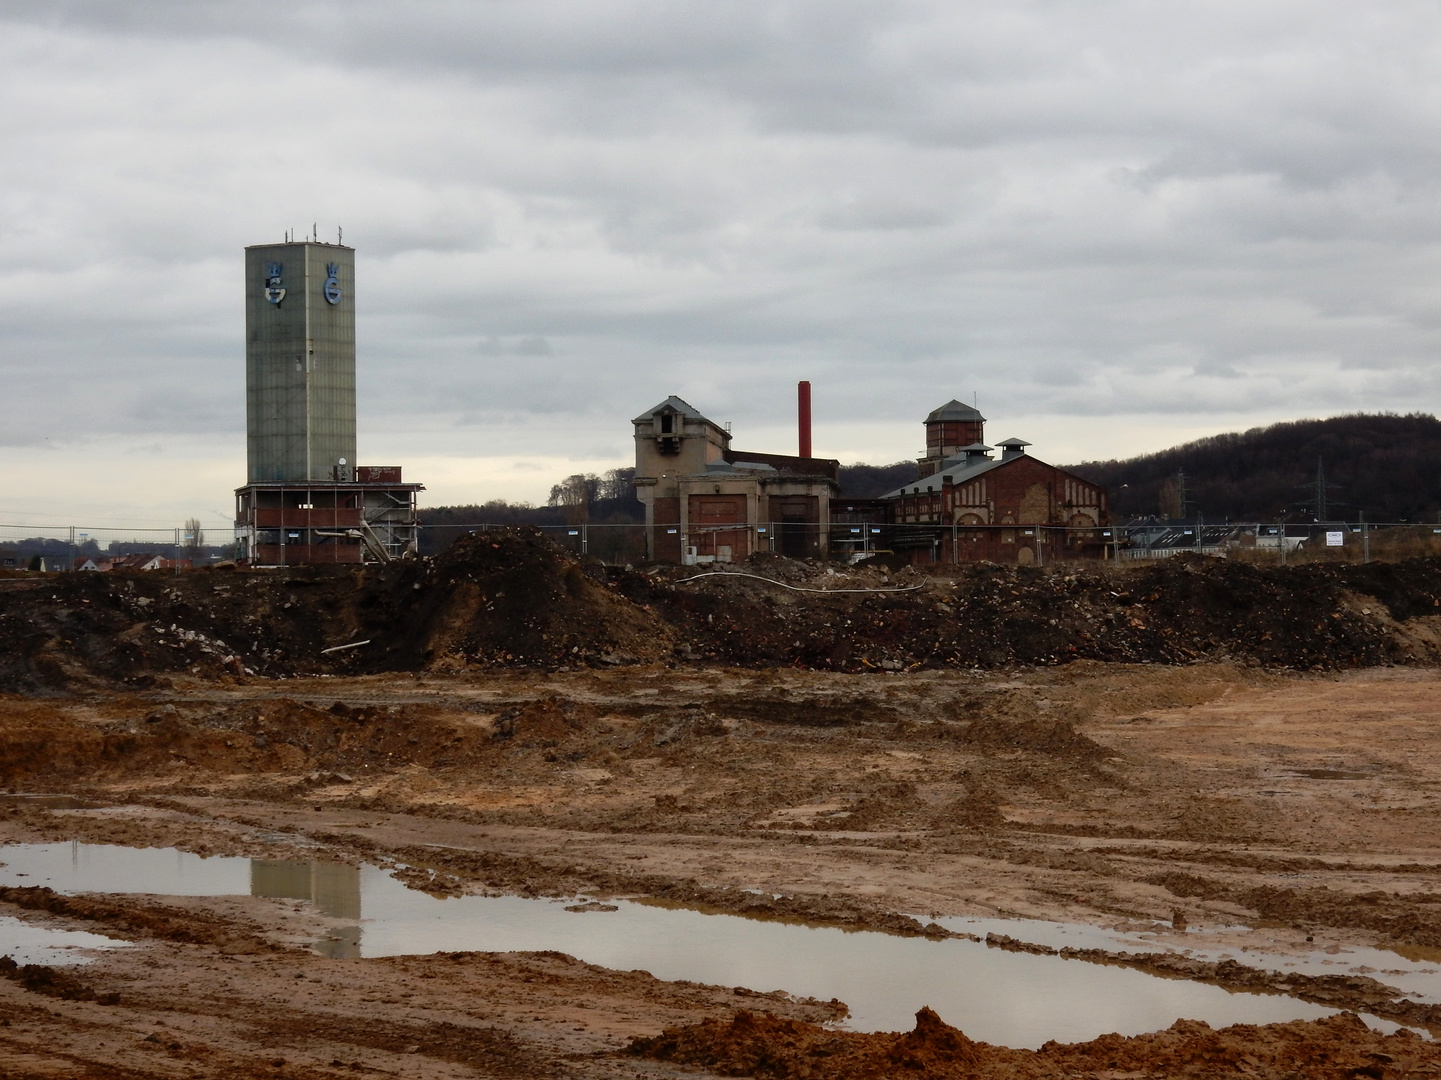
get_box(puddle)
[0,842,1413,1048]
[1289,769,1369,780]
[941,914,1441,1008]
[0,916,129,966]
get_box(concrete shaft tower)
[245,242,356,483]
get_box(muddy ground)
[8,539,1441,1075]
[5,662,1441,1076]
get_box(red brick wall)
[925,419,984,451]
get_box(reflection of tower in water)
[250,859,362,958]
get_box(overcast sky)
[5,1,1441,531]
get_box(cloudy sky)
[4,1,1441,531]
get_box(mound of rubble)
[622,552,1441,670]
[0,529,669,691]
[348,529,671,672]
[7,532,1441,690]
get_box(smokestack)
[798,380,812,458]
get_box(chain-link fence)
[416,519,1441,567]
[0,523,228,572]
[5,518,1440,570]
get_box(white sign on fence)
[1325,531,1344,547]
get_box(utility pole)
[1278,518,1286,566]
[1315,457,1328,522]
[1360,511,1369,564]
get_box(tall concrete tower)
[235,239,422,566]
[244,242,356,482]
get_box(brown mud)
[9,537,1441,1074]
[632,1006,1435,1079]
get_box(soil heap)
[8,532,1441,690]
[630,1006,1434,1079]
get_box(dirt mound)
[12,542,1441,690]
[0,530,672,690]
[350,530,672,671]
[0,694,611,787]
[620,552,1441,670]
[929,787,1006,831]
[0,955,118,1004]
[629,1006,1436,1078]
[951,716,1107,760]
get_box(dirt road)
[4,661,1441,1076]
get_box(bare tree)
[548,473,600,525]
[598,467,636,501]
[183,517,205,564]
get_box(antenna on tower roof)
[338,225,342,245]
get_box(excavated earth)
[8,534,1441,1075]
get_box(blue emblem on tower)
[263,263,285,305]
[323,263,342,305]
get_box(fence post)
[1279,522,1286,566]
[581,523,588,555]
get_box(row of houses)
[74,554,189,572]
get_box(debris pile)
[7,532,1441,690]
[626,552,1441,669]
[350,530,672,671]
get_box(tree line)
[1068,413,1441,523]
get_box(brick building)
[882,401,1110,564]
[632,396,839,563]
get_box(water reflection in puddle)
[0,842,1412,1048]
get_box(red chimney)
[797,380,812,458]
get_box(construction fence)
[5,519,1441,570]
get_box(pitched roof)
[632,395,714,426]
[880,454,1005,499]
[926,399,985,424]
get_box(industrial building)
[881,401,1110,564]
[633,390,1110,565]
[632,387,840,563]
[234,240,421,565]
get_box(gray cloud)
[3,1,1441,511]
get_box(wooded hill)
[1069,413,1441,523]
